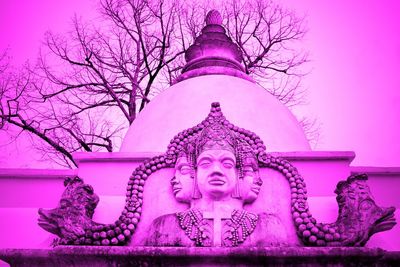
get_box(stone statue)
[38,102,396,247]
[38,177,100,245]
[171,152,195,204]
[144,118,287,247]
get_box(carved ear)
[231,179,242,199]
[192,174,202,199]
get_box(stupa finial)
[205,10,222,25]
[173,10,253,84]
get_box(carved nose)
[255,175,263,186]
[210,168,224,177]
[212,162,224,173]
[170,176,179,185]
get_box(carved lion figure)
[38,176,99,244]
[332,174,396,246]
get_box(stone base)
[0,247,399,267]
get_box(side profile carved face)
[171,156,194,203]
[241,164,263,204]
[196,149,237,200]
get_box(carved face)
[196,149,237,200]
[241,165,263,204]
[171,156,194,203]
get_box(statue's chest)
[176,209,258,247]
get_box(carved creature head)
[38,176,99,239]
[335,174,396,242]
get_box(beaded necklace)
[176,208,258,247]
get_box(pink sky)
[281,0,400,166]
[0,0,399,167]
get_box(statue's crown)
[167,103,265,170]
[196,116,236,156]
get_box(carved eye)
[359,200,374,211]
[198,160,211,168]
[243,166,254,174]
[180,165,191,174]
[222,160,234,169]
[83,185,93,194]
[60,199,70,207]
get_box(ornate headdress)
[196,120,236,156]
[170,103,262,199]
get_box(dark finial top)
[205,10,222,25]
[173,10,254,84]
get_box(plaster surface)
[0,152,399,251]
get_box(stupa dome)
[120,75,310,153]
[120,10,310,153]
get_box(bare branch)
[0,0,314,167]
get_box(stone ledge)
[0,168,76,179]
[73,152,160,164]
[72,151,356,164]
[0,246,398,267]
[269,151,355,161]
[351,166,400,176]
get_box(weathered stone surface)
[0,246,399,267]
[37,103,396,248]
[37,176,100,245]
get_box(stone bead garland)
[58,153,172,246]
[257,153,342,246]
[165,102,342,246]
[61,102,342,247]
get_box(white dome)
[120,75,310,153]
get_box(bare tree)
[0,0,311,167]
[223,0,308,107]
[0,60,123,167]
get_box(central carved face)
[171,156,194,203]
[196,149,237,200]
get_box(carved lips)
[172,184,182,195]
[250,185,261,194]
[208,176,226,186]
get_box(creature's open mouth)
[373,207,397,234]
[38,208,50,221]
[38,218,53,228]
[38,208,59,234]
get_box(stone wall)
[0,151,399,251]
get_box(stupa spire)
[205,9,223,25]
[174,10,253,84]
